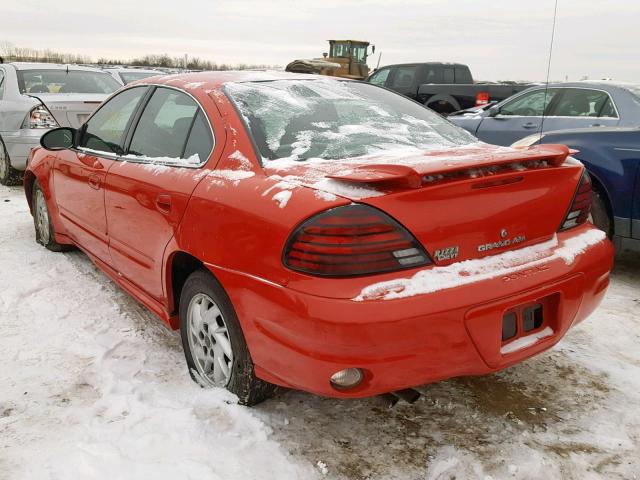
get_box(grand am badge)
[434,246,459,261]
[477,231,526,253]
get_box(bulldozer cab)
[328,40,370,64]
[326,40,372,80]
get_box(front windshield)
[225,79,476,162]
[18,70,120,94]
[119,71,160,84]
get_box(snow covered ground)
[1,182,639,479]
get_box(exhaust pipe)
[378,388,421,407]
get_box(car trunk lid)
[28,93,108,128]
[264,144,583,264]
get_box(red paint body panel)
[24,72,615,399]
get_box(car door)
[475,88,561,146]
[104,86,216,302]
[53,86,148,263]
[541,88,620,132]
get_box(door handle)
[156,194,172,214]
[590,123,602,127]
[88,174,101,190]
[522,122,538,129]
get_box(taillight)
[475,91,490,106]
[22,105,59,129]
[559,171,592,231]
[283,204,431,277]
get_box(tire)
[32,181,70,252]
[0,137,22,186]
[179,269,276,406]
[590,187,613,238]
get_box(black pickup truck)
[366,62,531,114]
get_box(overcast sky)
[2,0,639,82]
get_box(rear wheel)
[179,269,276,406]
[0,137,22,186]
[589,187,613,238]
[32,181,69,252]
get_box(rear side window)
[443,68,454,83]
[183,111,213,161]
[128,87,210,164]
[79,87,147,154]
[455,66,472,83]
[551,88,616,117]
[390,66,418,89]
[368,68,390,86]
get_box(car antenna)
[539,0,559,143]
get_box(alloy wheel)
[35,188,51,245]
[186,293,234,387]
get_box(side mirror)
[40,127,76,151]
[487,105,501,117]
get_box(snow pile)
[272,190,292,208]
[501,327,555,354]
[209,169,255,185]
[0,185,316,480]
[355,229,606,301]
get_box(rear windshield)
[119,71,160,84]
[224,79,475,162]
[18,69,120,94]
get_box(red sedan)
[25,72,613,405]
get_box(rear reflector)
[284,205,431,277]
[476,91,490,106]
[559,171,592,231]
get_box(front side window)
[368,68,390,86]
[17,70,120,94]
[500,88,559,116]
[551,89,614,117]
[79,87,147,154]
[128,87,209,163]
[390,66,418,89]
[225,79,475,163]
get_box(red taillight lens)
[475,91,490,106]
[284,205,431,277]
[559,171,592,231]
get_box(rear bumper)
[208,225,613,398]
[1,129,47,171]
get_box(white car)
[104,67,164,85]
[0,62,120,185]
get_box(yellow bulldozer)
[285,40,375,80]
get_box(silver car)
[104,67,164,85]
[0,62,121,185]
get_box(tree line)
[0,42,279,71]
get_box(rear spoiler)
[327,144,575,189]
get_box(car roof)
[375,62,468,69]
[105,67,164,74]
[8,62,109,73]
[544,81,640,91]
[137,70,335,91]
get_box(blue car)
[450,82,640,146]
[515,127,640,252]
